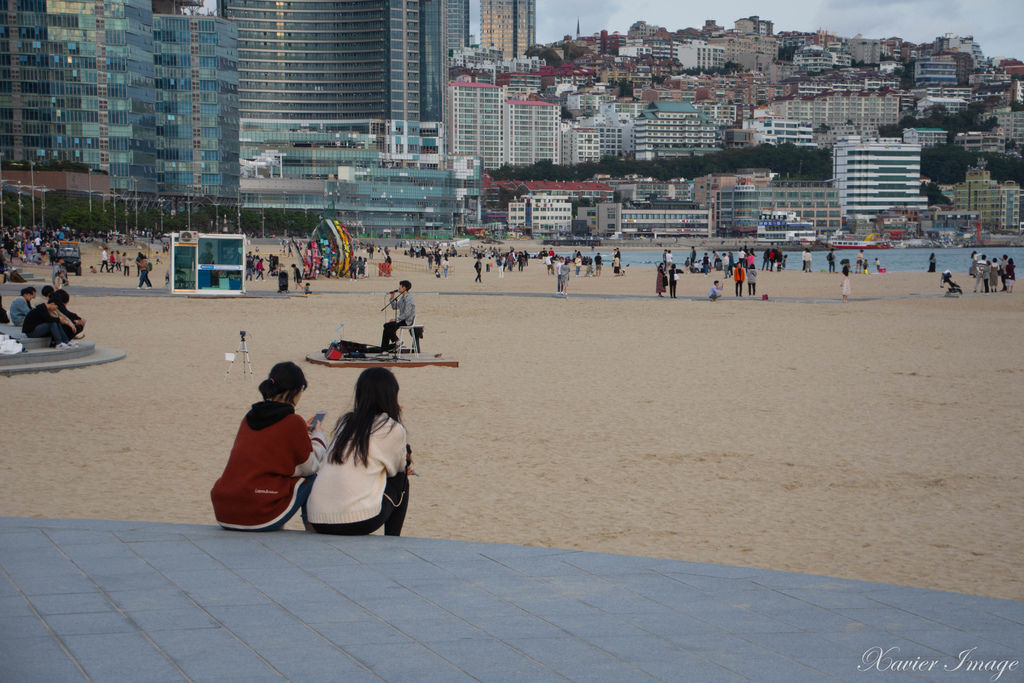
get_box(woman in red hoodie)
[211,362,327,531]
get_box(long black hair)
[329,367,402,467]
[258,361,307,405]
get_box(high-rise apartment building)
[480,0,535,59]
[952,166,1020,232]
[445,0,470,51]
[833,137,927,217]
[447,82,505,169]
[504,99,558,166]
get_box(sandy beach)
[2,242,1022,600]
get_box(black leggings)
[312,473,409,536]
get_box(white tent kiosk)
[170,231,247,294]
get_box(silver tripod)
[226,331,255,381]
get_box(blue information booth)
[170,231,247,295]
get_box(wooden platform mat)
[306,352,458,369]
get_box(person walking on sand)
[137,254,153,289]
[841,264,851,303]
[474,256,482,283]
[827,248,836,273]
[733,260,746,296]
[802,248,812,273]
[928,252,936,273]
[656,264,666,297]
[668,262,678,298]
[1005,258,1015,293]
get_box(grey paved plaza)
[1,517,1021,681]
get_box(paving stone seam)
[37,528,198,681]
[236,537,560,681]
[0,559,91,681]
[128,533,383,680]
[407,549,751,681]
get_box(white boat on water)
[756,212,819,244]
[827,233,892,249]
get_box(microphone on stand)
[380,290,403,311]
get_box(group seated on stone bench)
[17,286,86,350]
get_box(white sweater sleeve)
[294,429,327,477]
[375,421,407,477]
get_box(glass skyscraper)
[445,0,469,51]
[219,0,421,123]
[418,0,446,122]
[153,15,239,201]
[0,0,157,193]
[0,0,240,201]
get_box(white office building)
[507,195,573,235]
[559,125,601,165]
[747,110,814,146]
[674,40,725,71]
[633,101,718,160]
[832,137,927,217]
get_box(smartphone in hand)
[309,411,327,431]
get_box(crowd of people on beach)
[968,251,1016,294]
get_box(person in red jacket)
[211,361,327,531]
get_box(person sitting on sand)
[307,367,413,537]
[211,362,327,531]
[708,280,723,301]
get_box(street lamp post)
[0,151,4,230]
[29,160,35,229]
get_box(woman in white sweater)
[307,368,412,536]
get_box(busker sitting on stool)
[380,280,415,351]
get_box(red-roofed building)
[484,175,614,206]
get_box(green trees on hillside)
[491,145,833,182]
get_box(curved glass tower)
[218,0,419,122]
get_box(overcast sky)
[470,0,1021,61]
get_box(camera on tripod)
[239,330,247,341]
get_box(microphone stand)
[380,291,403,312]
